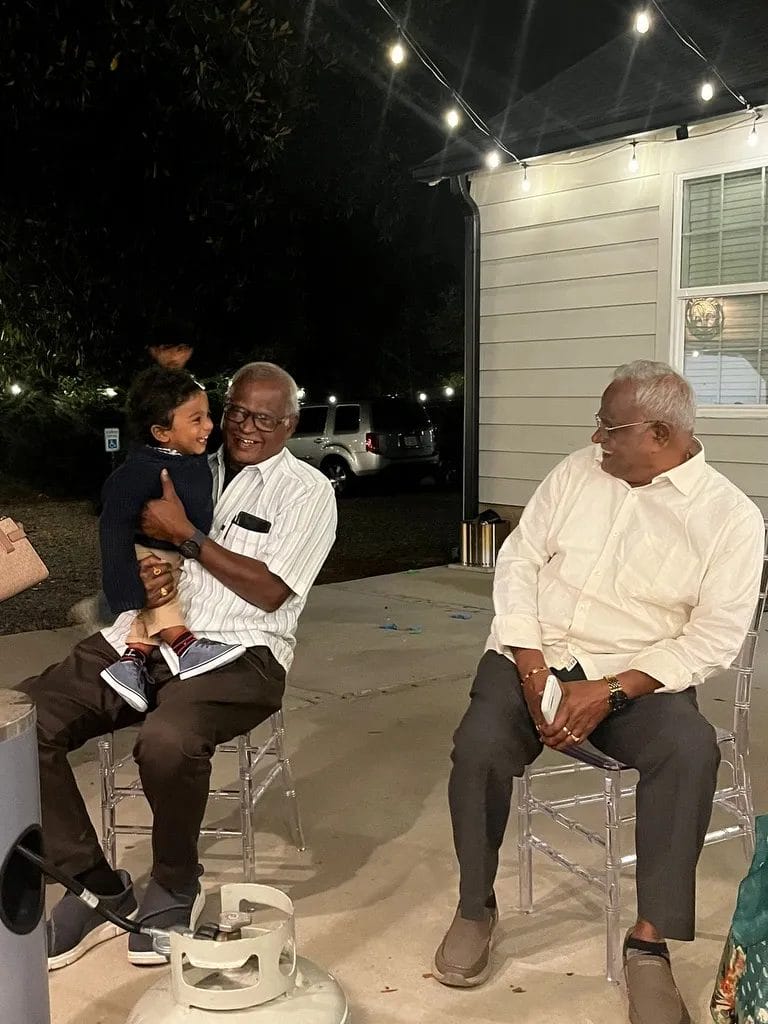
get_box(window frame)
[670,159,768,417]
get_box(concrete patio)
[2,565,766,1024]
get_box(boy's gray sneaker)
[177,639,246,680]
[47,870,137,970]
[128,872,205,965]
[100,654,151,712]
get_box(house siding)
[473,121,768,516]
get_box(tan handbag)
[0,517,49,602]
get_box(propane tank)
[126,884,348,1023]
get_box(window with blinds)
[678,167,768,408]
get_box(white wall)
[473,114,768,515]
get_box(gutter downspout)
[450,174,481,523]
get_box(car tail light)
[365,432,380,453]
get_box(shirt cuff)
[626,648,695,693]
[492,613,543,653]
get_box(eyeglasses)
[594,415,655,434]
[224,403,290,434]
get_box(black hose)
[15,844,143,935]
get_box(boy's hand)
[138,554,177,608]
[140,469,194,546]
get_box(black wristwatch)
[178,529,207,560]
[605,674,631,713]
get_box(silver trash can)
[479,518,511,568]
[0,691,50,1024]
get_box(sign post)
[104,428,121,473]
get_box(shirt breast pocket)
[615,535,699,608]
[225,521,270,559]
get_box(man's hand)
[140,469,194,546]
[539,680,611,751]
[138,554,177,609]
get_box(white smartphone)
[541,674,563,725]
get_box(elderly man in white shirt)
[433,360,764,1024]
[20,362,337,972]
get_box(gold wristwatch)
[605,674,630,714]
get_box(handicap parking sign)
[104,427,121,453]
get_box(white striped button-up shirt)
[487,444,764,693]
[103,446,337,672]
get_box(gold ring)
[572,734,583,743]
[562,726,572,736]
[159,586,169,598]
[153,567,162,577]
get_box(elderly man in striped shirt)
[433,361,764,1024]
[20,362,337,971]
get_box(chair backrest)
[731,520,768,729]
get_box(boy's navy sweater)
[99,446,213,614]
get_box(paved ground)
[2,566,766,1024]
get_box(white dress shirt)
[103,447,337,672]
[487,444,765,693]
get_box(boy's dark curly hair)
[126,366,203,446]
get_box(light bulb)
[692,350,700,358]
[389,41,406,66]
[444,108,461,129]
[634,10,651,33]
[521,164,531,192]
[443,386,455,397]
[485,149,501,170]
[103,387,117,398]
[328,394,337,405]
[748,122,759,147]
[297,387,306,401]
[9,383,22,396]
[628,142,639,173]
[701,81,714,101]
[418,392,427,403]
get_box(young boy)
[99,366,244,711]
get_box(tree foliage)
[0,0,311,382]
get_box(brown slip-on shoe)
[432,906,498,987]
[623,929,691,1024]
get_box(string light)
[444,386,455,397]
[444,107,461,130]
[370,0,757,188]
[388,40,406,66]
[328,394,337,404]
[9,383,22,395]
[297,387,306,401]
[418,392,427,402]
[102,387,118,398]
[521,163,531,192]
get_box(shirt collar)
[212,445,287,484]
[591,438,707,496]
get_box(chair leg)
[272,711,307,852]
[735,750,756,860]
[604,770,622,985]
[98,736,117,869]
[238,734,257,883]
[516,770,533,913]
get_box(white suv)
[288,399,438,495]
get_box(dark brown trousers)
[17,632,285,891]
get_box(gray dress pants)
[448,651,720,941]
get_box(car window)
[296,407,328,435]
[370,400,431,432]
[333,405,361,433]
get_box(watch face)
[179,539,200,558]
